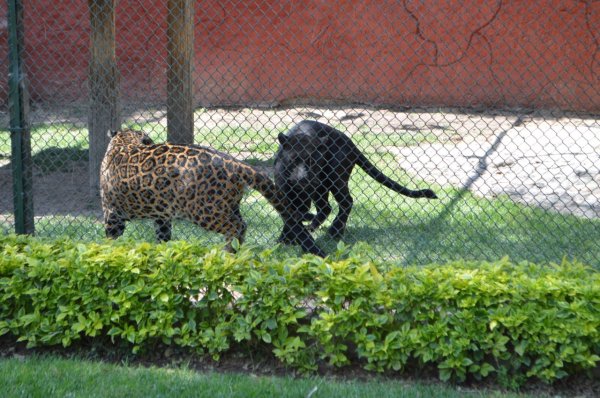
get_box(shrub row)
[1,234,599,386]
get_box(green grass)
[4,180,598,268]
[196,126,282,156]
[1,122,598,267]
[0,120,437,160]
[0,123,87,155]
[0,120,437,168]
[303,181,600,267]
[0,356,534,398]
[125,121,282,158]
[0,123,89,173]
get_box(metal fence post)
[7,0,35,235]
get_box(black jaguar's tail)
[355,151,437,199]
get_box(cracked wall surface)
[0,0,598,112]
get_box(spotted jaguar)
[100,129,324,256]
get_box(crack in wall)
[399,0,504,103]
[583,0,600,82]
[403,0,439,64]
[403,0,503,68]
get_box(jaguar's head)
[275,132,327,185]
[108,129,154,146]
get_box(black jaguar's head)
[274,133,322,185]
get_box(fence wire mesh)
[1,0,599,265]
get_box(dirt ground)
[1,106,599,226]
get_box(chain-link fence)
[1,1,599,265]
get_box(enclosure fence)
[1,0,599,265]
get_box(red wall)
[1,0,599,112]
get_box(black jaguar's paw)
[277,233,295,245]
[309,246,327,257]
[306,223,318,232]
[327,225,345,240]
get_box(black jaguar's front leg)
[154,218,172,242]
[277,219,296,245]
[328,185,353,239]
[290,220,326,257]
[278,186,312,244]
[276,215,325,257]
[308,187,331,232]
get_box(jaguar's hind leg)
[226,213,247,253]
[105,212,126,239]
[154,219,172,242]
[212,208,247,253]
[328,185,353,239]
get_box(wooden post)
[88,0,119,195]
[166,0,194,144]
[7,0,34,234]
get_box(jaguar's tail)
[355,151,437,199]
[243,168,289,216]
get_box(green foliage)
[1,234,599,387]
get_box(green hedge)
[1,234,599,386]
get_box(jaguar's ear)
[107,129,119,139]
[142,135,154,145]
[278,133,291,150]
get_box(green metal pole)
[7,0,34,235]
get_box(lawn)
[0,118,443,163]
[5,180,598,268]
[0,356,536,398]
[1,121,598,267]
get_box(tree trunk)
[88,0,119,196]
[166,0,194,144]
